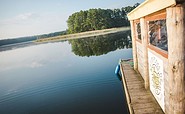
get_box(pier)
[120,60,164,114]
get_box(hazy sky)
[0,0,144,39]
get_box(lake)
[0,31,132,114]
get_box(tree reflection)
[69,31,131,57]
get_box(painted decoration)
[148,51,165,112]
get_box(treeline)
[67,3,140,34]
[37,31,67,39]
[0,36,36,46]
[0,31,66,46]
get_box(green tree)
[67,3,140,34]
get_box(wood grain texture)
[130,21,138,71]
[136,42,144,79]
[140,18,149,89]
[166,3,185,114]
[128,0,176,20]
[120,61,164,114]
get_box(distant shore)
[36,27,131,43]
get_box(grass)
[35,27,131,43]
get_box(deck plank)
[120,60,164,114]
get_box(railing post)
[140,18,149,89]
[130,20,138,71]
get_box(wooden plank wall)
[136,41,144,79]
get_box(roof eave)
[127,0,177,21]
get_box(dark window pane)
[148,19,168,51]
[136,23,141,40]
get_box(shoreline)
[36,27,130,43]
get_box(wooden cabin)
[127,0,185,113]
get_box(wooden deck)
[120,60,164,114]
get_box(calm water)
[0,31,132,114]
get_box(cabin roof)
[127,0,178,20]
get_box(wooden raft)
[120,60,164,114]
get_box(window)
[148,19,167,51]
[136,23,141,40]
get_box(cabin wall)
[134,34,168,111]
[133,9,168,112]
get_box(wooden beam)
[130,21,138,71]
[140,18,149,89]
[128,0,176,20]
[166,3,185,114]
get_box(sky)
[0,0,145,39]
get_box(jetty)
[120,60,164,114]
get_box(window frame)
[145,10,168,58]
[134,19,142,43]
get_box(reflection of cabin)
[128,0,185,113]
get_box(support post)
[167,4,185,114]
[130,20,138,71]
[140,18,149,89]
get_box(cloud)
[0,12,39,26]
[30,61,43,68]
[0,12,67,39]
[16,12,38,21]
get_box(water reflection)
[69,31,131,57]
[0,41,66,52]
[0,31,132,114]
